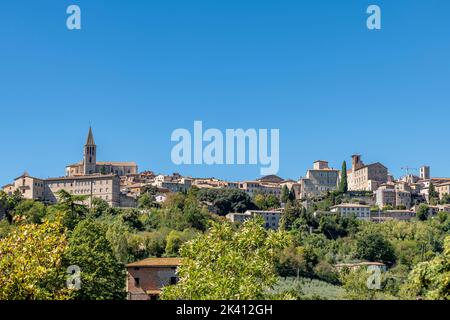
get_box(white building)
[329,203,371,220]
[226,210,282,230]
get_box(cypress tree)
[340,161,348,193]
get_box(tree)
[0,219,70,300]
[281,185,290,204]
[160,219,288,300]
[400,235,450,300]
[440,193,450,205]
[355,232,396,267]
[279,201,301,231]
[64,218,126,300]
[416,204,429,221]
[339,161,348,193]
[54,190,88,229]
[165,230,183,256]
[11,199,46,224]
[197,188,255,215]
[428,183,439,205]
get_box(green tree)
[64,219,126,300]
[428,183,439,205]
[440,193,450,205]
[11,199,46,224]
[281,185,290,204]
[416,204,429,221]
[54,190,88,229]
[0,218,70,300]
[339,161,348,193]
[400,235,450,300]
[160,219,288,300]
[165,230,183,256]
[355,232,396,266]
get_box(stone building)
[65,127,138,177]
[348,155,388,191]
[126,258,181,300]
[226,209,282,230]
[299,160,339,198]
[4,128,138,208]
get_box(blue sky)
[0,0,449,185]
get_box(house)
[334,262,387,272]
[371,210,416,222]
[126,258,182,300]
[348,155,388,191]
[298,160,340,199]
[226,209,282,230]
[330,203,371,220]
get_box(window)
[134,278,140,286]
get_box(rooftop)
[126,258,182,268]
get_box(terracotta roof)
[126,258,182,268]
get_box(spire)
[86,127,95,145]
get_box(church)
[2,127,138,208]
[65,127,138,177]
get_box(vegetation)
[0,187,448,300]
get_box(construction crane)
[401,166,418,176]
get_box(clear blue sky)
[1,0,449,185]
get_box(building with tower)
[2,127,138,208]
[65,127,138,177]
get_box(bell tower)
[83,127,97,175]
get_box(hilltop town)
[2,128,450,225]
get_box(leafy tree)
[279,201,301,231]
[355,232,396,267]
[160,219,288,300]
[339,161,348,193]
[440,193,450,205]
[277,244,318,278]
[120,209,144,231]
[254,194,281,211]
[416,204,429,221]
[137,193,155,209]
[400,235,450,300]
[197,188,255,215]
[165,230,183,256]
[0,190,22,223]
[0,219,70,300]
[340,266,397,300]
[11,199,46,224]
[428,183,439,205]
[64,218,126,300]
[54,190,88,229]
[281,185,290,204]
[89,197,111,218]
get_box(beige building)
[299,160,340,199]
[4,128,138,208]
[329,203,371,220]
[238,181,282,199]
[226,209,282,230]
[375,184,412,209]
[435,182,450,200]
[65,127,137,177]
[348,155,388,191]
[9,172,127,207]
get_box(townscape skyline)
[1,1,450,184]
